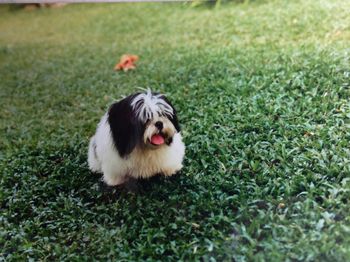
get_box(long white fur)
[131,90,174,123]
[88,94,185,186]
[88,114,185,185]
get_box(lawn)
[1,1,350,260]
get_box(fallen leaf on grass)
[191,222,200,229]
[304,131,315,137]
[278,203,285,209]
[114,54,139,72]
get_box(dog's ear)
[108,94,143,158]
[160,95,181,132]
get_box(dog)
[88,90,185,186]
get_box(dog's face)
[143,116,176,148]
[108,90,181,157]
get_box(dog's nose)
[155,121,163,130]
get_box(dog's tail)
[88,136,102,173]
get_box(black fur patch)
[108,92,181,157]
[108,93,144,158]
[166,136,173,146]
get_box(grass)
[1,0,350,260]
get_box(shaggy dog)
[88,90,185,186]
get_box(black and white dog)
[88,90,185,186]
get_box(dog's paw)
[103,174,129,186]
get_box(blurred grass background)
[1,1,350,260]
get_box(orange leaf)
[114,54,139,72]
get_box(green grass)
[1,1,350,260]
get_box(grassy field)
[1,1,350,260]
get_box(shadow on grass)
[1,135,203,210]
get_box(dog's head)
[108,90,180,157]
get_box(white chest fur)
[127,133,185,178]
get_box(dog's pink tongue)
[151,134,164,145]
